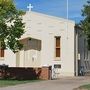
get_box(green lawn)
[79,84,90,90]
[0,80,40,87]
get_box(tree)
[80,0,90,49]
[0,0,25,52]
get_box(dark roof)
[75,24,83,30]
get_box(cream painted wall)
[0,49,16,67]
[0,11,76,76]
[21,11,75,76]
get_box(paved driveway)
[0,76,90,90]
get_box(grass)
[79,84,90,90]
[0,79,41,87]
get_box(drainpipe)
[75,29,78,76]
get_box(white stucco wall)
[0,11,75,76]
[21,11,75,76]
[0,49,16,67]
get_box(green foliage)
[80,0,90,49]
[0,0,25,52]
[0,80,40,87]
[79,84,90,89]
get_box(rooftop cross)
[27,4,33,11]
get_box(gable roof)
[25,11,75,24]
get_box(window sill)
[0,57,4,60]
[54,57,61,61]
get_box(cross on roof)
[27,4,33,11]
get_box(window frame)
[0,42,5,59]
[55,36,61,60]
[0,49,4,58]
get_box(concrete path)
[0,76,90,90]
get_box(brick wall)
[0,67,51,80]
[40,67,51,80]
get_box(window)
[0,42,4,58]
[84,39,86,59]
[0,49,4,57]
[54,64,61,68]
[55,37,61,57]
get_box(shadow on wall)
[0,67,42,80]
[0,67,51,80]
[20,37,41,51]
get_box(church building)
[0,10,89,78]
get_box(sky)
[14,0,87,23]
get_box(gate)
[52,64,61,79]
